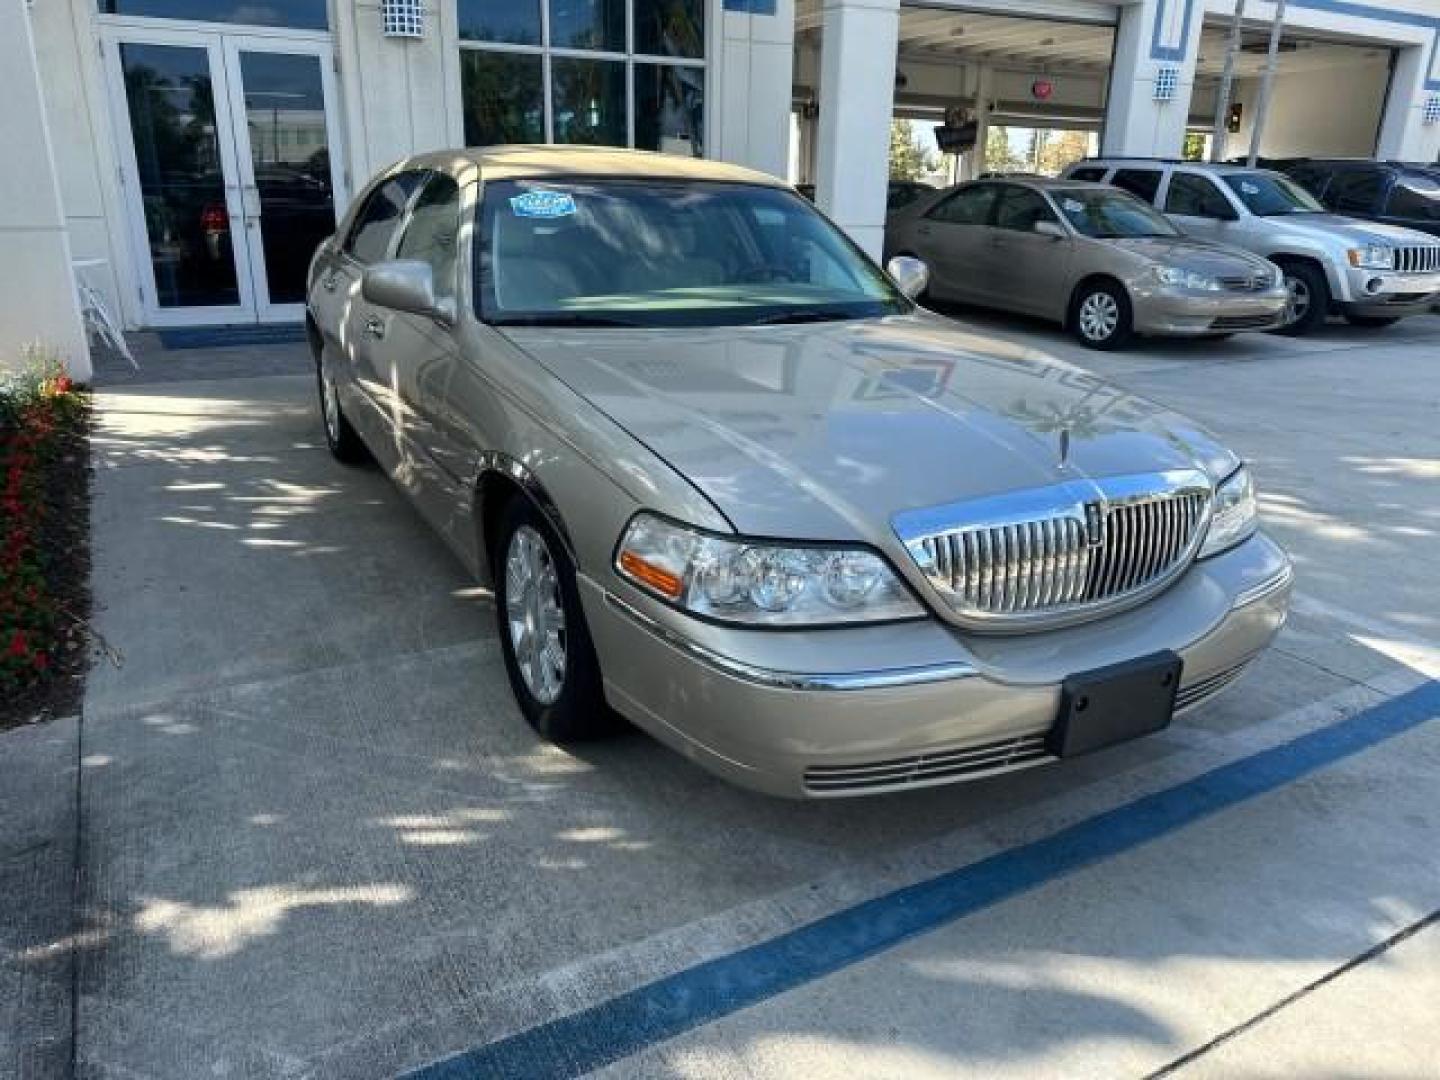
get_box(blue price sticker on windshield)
[510,190,577,218]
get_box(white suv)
[1065,159,1440,334]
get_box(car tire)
[493,495,619,743]
[1272,262,1330,336]
[1070,281,1133,350]
[1343,314,1400,329]
[316,351,368,464]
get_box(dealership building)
[3,0,1439,379]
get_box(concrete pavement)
[3,314,1438,1079]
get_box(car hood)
[502,314,1239,542]
[1106,236,1276,276]
[1263,212,1440,246]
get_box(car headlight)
[1198,467,1258,559]
[1347,244,1393,270]
[1154,266,1221,291]
[615,513,925,626]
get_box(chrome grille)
[898,472,1212,629]
[1394,245,1440,275]
[1218,274,1270,292]
[804,734,1051,795]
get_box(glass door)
[105,26,342,326]
[221,37,342,322]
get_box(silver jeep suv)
[1065,159,1440,334]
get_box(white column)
[713,0,795,178]
[815,0,899,261]
[0,0,89,381]
[965,65,993,182]
[1377,44,1440,164]
[1102,0,1203,159]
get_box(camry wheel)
[316,352,367,463]
[493,496,617,742]
[1071,282,1132,350]
[1272,262,1329,336]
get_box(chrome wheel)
[504,525,567,706]
[320,360,341,444]
[1078,291,1120,342]
[1282,274,1311,326]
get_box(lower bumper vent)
[1175,657,1254,711]
[804,734,1052,795]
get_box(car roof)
[387,145,789,188]
[1080,158,1272,176]
[972,176,1111,191]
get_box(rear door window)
[1327,169,1386,215]
[1164,173,1235,219]
[1285,165,1332,199]
[925,184,1000,225]
[1111,168,1164,204]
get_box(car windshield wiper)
[748,309,859,326]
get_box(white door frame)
[219,33,346,323]
[99,19,344,327]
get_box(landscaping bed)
[1,355,92,729]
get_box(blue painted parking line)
[406,680,1440,1080]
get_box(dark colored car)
[1280,159,1440,239]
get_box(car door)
[1325,167,1387,224]
[332,169,429,470]
[1377,174,1440,239]
[1161,171,1241,242]
[987,186,1073,319]
[905,183,1002,304]
[1110,168,1165,209]
[376,170,474,552]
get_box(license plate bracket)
[1048,651,1183,758]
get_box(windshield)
[1222,172,1323,216]
[1052,187,1181,238]
[476,179,908,328]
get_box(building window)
[98,1,328,30]
[458,0,706,156]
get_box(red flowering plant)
[1,348,86,698]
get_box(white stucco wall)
[1225,60,1391,160]
[0,0,89,379]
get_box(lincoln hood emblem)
[1057,426,1072,470]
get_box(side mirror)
[1034,220,1068,240]
[886,255,930,300]
[361,259,455,325]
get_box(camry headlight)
[1347,244,1393,270]
[615,513,925,626]
[1198,467,1257,559]
[1154,266,1221,291]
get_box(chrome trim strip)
[1231,560,1295,610]
[603,593,979,691]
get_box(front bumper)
[1131,287,1288,336]
[1339,269,1440,316]
[582,532,1293,798]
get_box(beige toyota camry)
[306,146,1293,797]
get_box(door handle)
[364,316,385,340]
[917,225,933,236]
